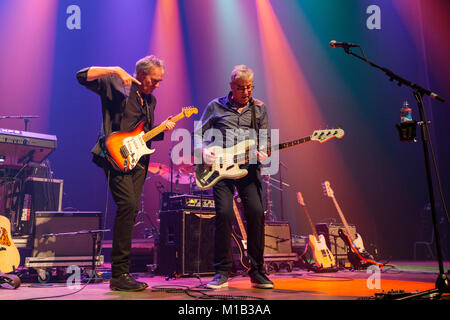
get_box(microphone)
[329,40,360,48]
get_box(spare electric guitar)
[0,215,20,274]
[105,106,198,172]
[321,181,383,270]
[195,128,344,190]
[231,193,251,271]
[296,192,336,269]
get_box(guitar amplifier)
[15,177,63,236]
[316,222,357,267]
[264,222,298,272]
[161,194,215,212]
[32,211,102,258]
[158,209,216,276]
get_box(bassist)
[194,65,273,289]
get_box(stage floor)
[2,260,449,301]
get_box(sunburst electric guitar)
[322,181,383,270]
[0,216,20,274]
[296,192,336,269]
[105,106,198,172]
[195,128,344,190]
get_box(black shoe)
[206,273,228,289]
[109,273,148,292]
[249,270,274,289]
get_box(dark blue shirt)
[194,93,270,153]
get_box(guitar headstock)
[311,128,344,143]
[182,106,198,118]
[321,180,335,198]
[296,192,306,207]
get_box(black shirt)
[76,67,163,167]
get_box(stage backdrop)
[0,0,448,260]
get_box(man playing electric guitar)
[77,55,175,291]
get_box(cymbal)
[161,171,194,185]
[178,164,195,174]
[148,162,170,175]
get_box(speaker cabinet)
[264,221,293,254]
[316,222,357,267]
[264,221,297,272]
[16,177,63,235]
[32,211,101,258]
[158,210,215,276]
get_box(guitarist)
[76,55,175,291]
[194,65,273,289]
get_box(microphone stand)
[0,115,40,131]
[339,46,448,299]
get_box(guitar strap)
[250,103,259,150]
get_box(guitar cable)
[152,274,264,300]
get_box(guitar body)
[231,194,251,271]
[322,180,383,270]
[231,232,251,270]
[338,229,376,270]
[105,122,155,172]
[0,216,20,273]
[308,234,336,269]
[195,140,255,189]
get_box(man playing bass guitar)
[194,65,273,289]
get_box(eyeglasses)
[234,84,254,92]
[151,78,163,84]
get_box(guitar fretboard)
[233,136,312,163]
[142,111,186,142]
[302,205,319,240]
[331,196,355,243]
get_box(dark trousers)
[212,167,265,275]
[104,161,147,278]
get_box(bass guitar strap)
[251,104,259,150]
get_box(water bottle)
[400,101,413,123]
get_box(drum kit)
[142,160,290,224]
[147,161,197,193]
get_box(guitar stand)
[340,46,449,300]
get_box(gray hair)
[135,55,165,76]
[230,65,254,83]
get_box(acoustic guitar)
[0,215,20,274]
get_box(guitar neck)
[234,135,312,163]
[331,196,355,243]
[301,205,319,240]
[269,136,312,153]
[232,199,247,240]
[142,111,185,142]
